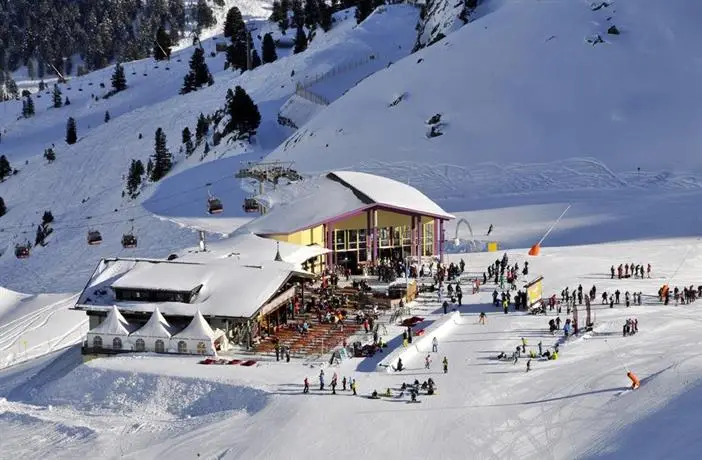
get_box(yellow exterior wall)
[269,225,325,246]
[332,213,368,231]
[377,210,412,228]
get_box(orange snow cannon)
[627,371,640,390]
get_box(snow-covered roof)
[243,171,453,235]
[111,262,208,292]
[130,306,177,338]
[171,310,216,341]
[329,171,454,219]
[88,305,135,335]
[179,232,329,267]
[76,258,312,318]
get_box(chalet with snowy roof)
[243,170,454,274]
[75,171,451,357]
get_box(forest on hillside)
[0,0,222,77]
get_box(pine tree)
[196,0,217,30]
[182,127,195,156]
[126,159,145,197]
[66,117,77,144]
[262,33,278,63]
[251,49,261,69]
[183,47,212,91]
[181,72,197,94]
[355,0,372,24]
[294,25,308,54]
[278,0,290,35]
[292,0,305,28]
[150,128,172,181]
[203,141,210,155]
[304,0,320,29]
[22,96,35,118]
[44,148,56,163]
[0,155,11,181]
[224,86,261,139]
[196,114,209,143]
[112,63,127,92]
[104,111,111,123]
[371,0,384,9]
[224,6,245,38]
[319,2,333,31]
[225,8,250,71]
[154,26,172,60]
[0,197,6,217]
[65,97,71,105]
[52,84,63,108]
[146,158,154,178]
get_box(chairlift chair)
[206,187,223,215]
[15,244,30,259]
[121,233,137,249]
[87,230,103,245]
[121,220,137,248]
[243,197,258,213]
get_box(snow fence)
[377,311,460,373]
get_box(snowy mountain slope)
[0,6,419,293]
[3,232,702,459]
[267,0,702,196]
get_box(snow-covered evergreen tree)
[66,117,77,144]
[150,128,172,181]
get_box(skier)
[342,376,347,391]
[331,373,337,394]
[432,336,438,353]
[627,371,640,390]
[303,377,309,394]
[487,224,493,236]
[479,312,486,325]
[521,337,527,353]
[425,354,432,369]
[396,357,404,372]
[319,369,325,391]
[526,358,532,372]
[442,356,448,374]
[351,379,357,395]
[275,342,280,361]
[538,341,543,356]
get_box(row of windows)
[91,336,207,354]
[113,286,201,304]
[333,224,435,252]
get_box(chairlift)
[15,243,31,259]
[206,187,223,215]
[243,197,258,213]
[87,229,103,245]
[121,220,137,248]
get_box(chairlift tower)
[235,161,301,214]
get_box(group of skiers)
[611,263,651,279]
[659,284,702,305]
[497,337,560,372]
[305,369,358,395]
[623,318,639,336]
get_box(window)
[197,342,207,354]
[135,338,146,352]
[358,229,367,247]
[112,337,123,350]
[155,339,165,353]
[379,227,390,247]
[348,230,358,250]
[93,336,103,349]
[393,227,401,245]
[177,341,187,353]
[401,225,411,245]
[334,230,346,251]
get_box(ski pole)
[604,339,629,373]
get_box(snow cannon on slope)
[528,205,571,256]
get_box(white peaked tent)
[129,306,177,353]
[87,305,134,351]
[170,310,224,355]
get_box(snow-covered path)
[2,237,702,459]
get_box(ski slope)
[0,5,419,293]
[267,0,702,193]
[2,229,702,459]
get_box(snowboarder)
[351,379,357,395]
[442,356,448,374]
[487,224,493,236]
[303,377,309,394]
[432,337,438,353]
[479,312,486,324]
[425,354,432,369]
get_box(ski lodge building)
[73,171,453,356]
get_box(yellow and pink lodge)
[244,171,455,273]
